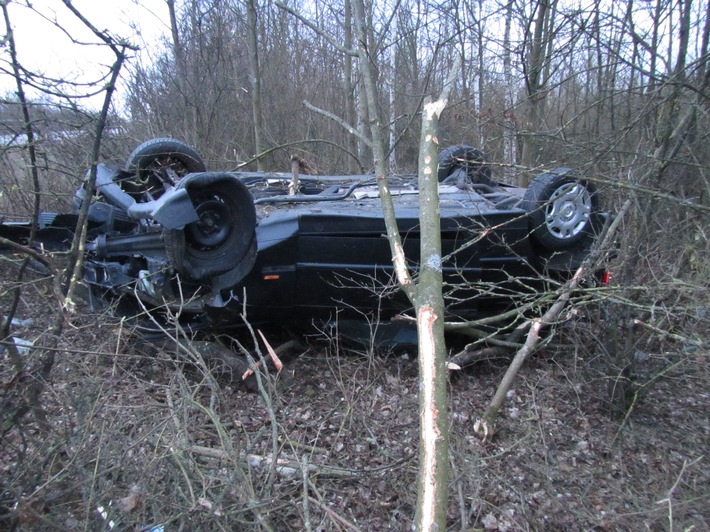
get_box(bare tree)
[519,0,557,183]
[0,0,134,434]
[246,0,265,170]
[413,91,456,532]
[502,0,518,182]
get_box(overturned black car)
[1,139,605,336]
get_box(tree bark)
[414,97,451,531]
[247,0,265,171]
[519,0,556,184]
[342,0,360,173]
[502,0,517,183]
[352,0,414,300]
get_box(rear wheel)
[124,138,206,200]
[165,173,257,284]
[522,168,599,250]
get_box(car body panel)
[197,183,541,325]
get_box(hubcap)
[544,183,592,240]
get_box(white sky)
[1,0,171,107]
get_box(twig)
[477,200,632,435]
[307,496,362,531]
[188,447,412,480]
[0,237,56,274]
[303,100,373,147]
[655,456,703,530]
[279,438,329,455]
[273,1,356,56]
[302,456,313,532]
[238,316,281,491]
[611,358,686,446]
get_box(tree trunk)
[476,0,485,148]
[520,0,554,185]
[352,0,413,298]
[166,0,197,139]
[414,97,450,531]
[388,20,397,171]
[350,1,455,526]
[502,0,517,183]
[247,0,265,171]
[342,0,360,173]
[167,0,184,81]
[1,0,129,433]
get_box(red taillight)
[600,271,611,286]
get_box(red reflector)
[600,271,611,286]
[263,274,280,281]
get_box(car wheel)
[165,173,257,283]
[522,168,599,250]
[437,145,496,186]
[125,138,206,200]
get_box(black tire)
[521,168,599,250]
[437,145,496,186]
[124,138,206,199]
[164,173,257,283]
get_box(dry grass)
[1,253,709,531]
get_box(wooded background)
[2,0,707,182]
[127,0,710,188]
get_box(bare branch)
[303,100,373,148]
[273,0,356,56]
[477,200,632,434]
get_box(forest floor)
[1,258,709,531]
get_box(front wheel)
[437,145,496,186]
[124,138,206,200]
[522,168,599,250]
